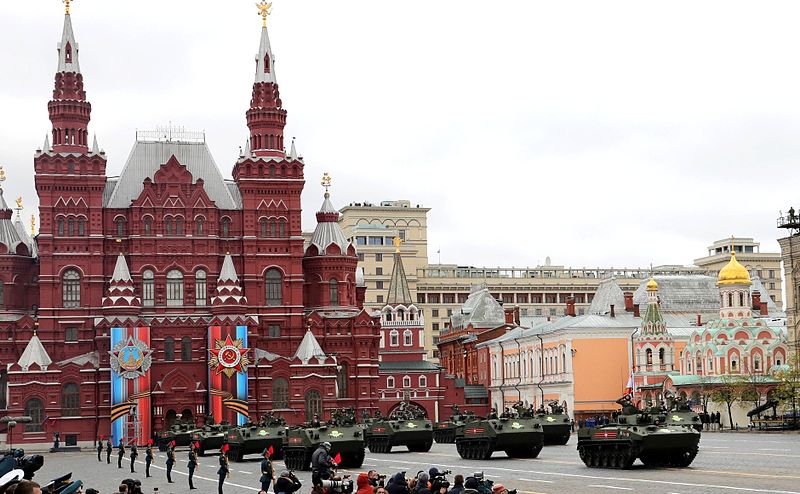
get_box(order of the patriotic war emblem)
[208,335,251,378]
[110,337,153,379]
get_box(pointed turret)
[211,254,248,307]
[49,6,92,153]
[386,239,413,306]
[13,206,38,258]
[294,328,329,365]
[246,2,287,158]
[0,178,27,256]
[91,134,99,154]
[101,253,141,310]
[18,332,53,372]
[289,137,298,160]
[640,277,666,335]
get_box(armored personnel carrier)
[190,419,231,456]
[454,407,544,460]
[157,421,198,451]
[577,396,700,469]
[227,414,286,462]
[663,391,702,432]
[433,405,474,444]
[283,408,365,470]
[531,401,572,445]
[364,402,434,453]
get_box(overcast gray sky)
[2,1,799,268]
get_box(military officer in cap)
[97,438,103,462]
[130,442,138,473]
[259,448,275,492]
[188,442,198,489]
[117,440,126,468]
[105,438,112,464]
[166,442,176,483]
[145,441,154,477]
[217,446,230,494]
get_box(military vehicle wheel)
[670,446,698,467]
[407,440,433,453]
[557,434,570,445]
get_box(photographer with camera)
[274,470,302,494]
[311,442,336,488]
[428,468,451,494]
[368,470,385,488]
[386,472,410,494]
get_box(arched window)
[269,220,277,238]
[739,292,745,307]
[62,269,81,308]
[195,270,207,306]
[0,283,4,307]
[387,376,395,388]
[175,217,184,236]
[142,270,155,306]
[273,378,289,409]
[164,337,175,361]
[24,398,44,432]
[337,362,349,398]
[78,217,86,236]
[403,329,413,346]
[646,348,653,365]
[0,370,6,409]
[164,216,173,236]
[730,355,738,371]
[304,390,322,422]
[562,352,566,372]
[419,375,427,387]
[728,293,733,307]
[658,348,665,365]
[166,270,183,306]
[264,53,271,73]
[259,218,268,238]
[265,269,282,306]
[220,218,231,238]
[279,219,286,238]
[144,217,152,236]
[181,336,192,361]
[389,330,399,347]
[61,383,80,417]
[754,355,761,371]
[116,217,126,237]
[67,217,75,236]
[402,375,411,388]
[195,217,204,236]
[57,218,64,236]
[329,279,339,306]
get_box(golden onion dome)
[646,277,658,291]
[717,251,751,286]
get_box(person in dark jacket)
[129,443,138,473]
[97,439,103,462]
[166,443,176,483]
[145,442,154,478]
[447,475,464,494]
[274,470,302,494]
[310,442,334,487]
[217,448,230,494]
[188,443,198,490]
[415,472,431,494]
[259,449,274,492]
[117,441,126,469]
[386,472,410,494]
[105,439,112,464]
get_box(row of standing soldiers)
[96,439,233,493]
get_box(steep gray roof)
[450,286,506,331]
[386,252,413,305]
[588,278,626,315]
[18,334,53,371]
[254,25,277,84]
[632,275,719,313]
[218,254,239,282]
[105,141,240,210]
[751,276,782,315]
[58,351,99,368]
[0,190,25,255]
[13,215,37,258]
[111,253,132,282]
[307,194,352,255]
[57,14,80,73]
[294,330,329,364]
[379,360,440,372]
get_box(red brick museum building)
[0,7,384,447]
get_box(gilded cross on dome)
[321,172,332,194]
[256,1,272,28]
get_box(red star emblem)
[208,334,251,378]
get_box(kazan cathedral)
[0,5,381,448]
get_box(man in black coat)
[105,439,112,464]
[129,443,138,473]
[97,439,103,462]
[166,443,176,483]
[188,443,198,490]
[145,442,154,478]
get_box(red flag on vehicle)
[333,452,342,464]
[222,443,230,453]
[267,445,274,456]
[148,439,153,446]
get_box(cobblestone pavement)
[31,432,800,494]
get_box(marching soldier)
[188,443,198,490]
[105,439,112,464]
[145,441,154,478]
[129,443,138,473]
[166,442,176,483]
[117,440,126,469]
[259,448,274,492]
[97,438,103,462]
[217,446,230,494]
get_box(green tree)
[738,371,763,411]
[774,353,800,429]
[710,375,741,429]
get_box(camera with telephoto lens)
[469,472,516,494]
[321,474,353,494]
[430,470,451,492]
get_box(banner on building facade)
[110,326,152,446]
[208,325,249,426]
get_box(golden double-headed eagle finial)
[15,197,22,209]
[393,236,402,253]
[63,0,72,15]
[31,215,36,236]
[321,172,332,194]
[256,1,272,28]
[0,166,6,185]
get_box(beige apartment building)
[337,201,775,359]
[694,237,783,308]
